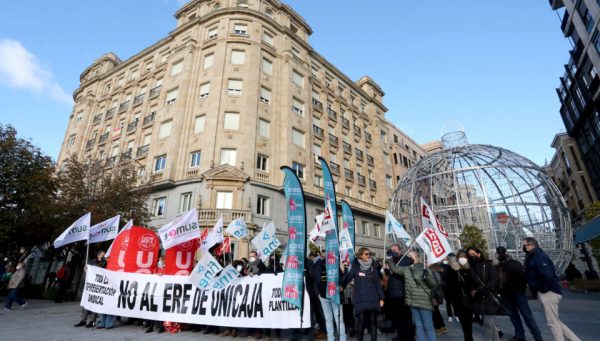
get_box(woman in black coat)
[341,247,385,341]
[446,250,474,341]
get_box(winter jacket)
[386,259,437,311]
[341,259,385,316]
[385,255,412,300]
[445,265,471,308]
[467,259,504,316]
[247,259,267,276]
[8,268,26,289]
[496,259,527,296]
[524,247,562,296]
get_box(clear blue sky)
[0,1,570,165]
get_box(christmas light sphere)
[391,137,573,273]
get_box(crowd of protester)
[2,237,583,341]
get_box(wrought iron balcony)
[143,112,156,126]
[92,114,102,125]
[342,117,350,129]
[355,148,364,160]
[330,162,340,174]
[357,174,366,186]
[327,108,337,121]
[118,101,130,113]
[85,138,95,150]
[329,134,338,147]
[98,132,109,145]
[343,142,352,154]
[344,168,354,180]
[133,93,145,106]
[120,150,132,161]
[367,155,374,166]
[149,85,162,98]
[136,145,149,158]
[365,132,372,144]
[127,120,138,133]
[354,125,362,137]
[105,156,117,168]
[105,108,116,120]
[369,179,377,190]
[312,98,323,112]
[313,125,324,139]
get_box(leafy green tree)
[584,202,600,265]
[0,125,57,258]
[459,224,489,257]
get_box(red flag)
[106,226,159,274]
[214,237,231,257]
[164,239,199,275]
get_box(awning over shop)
[575,215,600,243]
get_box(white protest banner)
[415,228,452,264]
[53,212,91,248]
[421,198,449,238]
[252,226,281,262]
[201,216,224,250]
[189,252,223,289]
[81,265,311,329]
[338,228,353,251]
[158,208,199,249]
[89,215,120,244]
[225,218,248,239]
[385,211,412,246]
[320,202,335,233]
[206,265,242,290]
[106,219,132,258]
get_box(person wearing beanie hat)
[495,246,542,341]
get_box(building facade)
[57,0,428,258]
[550,0,600,199]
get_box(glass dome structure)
[391,132,573,272]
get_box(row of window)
[151,192,270,217]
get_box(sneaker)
[19,302,28,310]
[455,316,460,322]
[448,317,453,322]
[314,331,327,340]
[74,321,86,327]
[3,308,10,311]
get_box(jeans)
[4,288,26,309]
[502,292,542,341]
[538,291,581,341]
[483,316,500,341]
[319,297,347,341]
[99,314,115,328]
[411,307,435,341]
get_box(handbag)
[473,263,507,315]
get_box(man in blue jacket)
[523,238,580,341]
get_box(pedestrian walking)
[523,237,581,341]
[386,250,437,341]
[495,246,542,341]
[3,262,28,311]
[341,247,385,341]
[384,244,414,341]
[466,246,505,341]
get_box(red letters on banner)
[424,228,445,258]
[106,226,159,274]
[164,239,199,276]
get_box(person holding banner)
[75,250,107,328]
[341,248,384,341]
[466,247,504,341]
[386,251,437,341]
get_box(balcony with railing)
[330,162,340,174]
[354,125,362,137]
[120,150,132,162]
[92,114,103,125]
[85,138,96,150]
[149,85,162,98]
[256,170,269,183]
[343,141,352,154]
[133,93,145,106]
[328,134,338,148]
[357,174,366,186]
[105,108,116,120]
[365,132,372,144]
[344,168,354,181]
[342,117,350,129]
[118,101,130,113]
[369,179,377,190]
[98,132,109,145]
[327,108,337,121]
[105,156,118,168]
[355,148,364,160]
[127,120,138,133]
[367,154,374,166]
[313,125,324,139]
[143,112,156,126]
[136,145,149,158]
[312,98,323,112]
[198,209,252,226]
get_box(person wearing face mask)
[523,238,581,341]
[383,244,415,341]
[495,246,542,341]
[3,262,28,311]
[247,251,267,277]
[466,247,504,341]
[445,250,474,341]
[442,254,459,323]
[386,250,437,341]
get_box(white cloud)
[0,38,72,105]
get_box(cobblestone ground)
[1,291,599,340]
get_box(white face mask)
[458,258,468,266]
[16,264,23,270]
[236,265,243,272]
[249,257,257,263]
[442,260,448,265]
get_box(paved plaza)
[1,291,599,340]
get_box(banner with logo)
[225,218,248,239]
[81,265,310,329]
[106,226,160,273]
[165,239,199,276]
[189,252,223,290]
[415,227,452,264]
[106,220,132,258]
[281,166,307,310]
[421,198,449,238]
[251,224,281,262]
[385,211,412,246]
[158,208,199,250]
[340,200,355,263]
[318,157,340,304]
[53,212,91,248]
[89,215,120,244]
[201,216,224,250]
